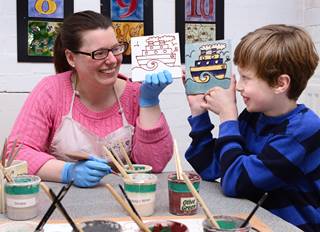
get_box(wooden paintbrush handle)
[105,184,151,232]
[182,172,220,229]
[103,147,131,180]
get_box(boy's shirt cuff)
[188,112,213,132]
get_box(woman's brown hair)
[53,10,112,73]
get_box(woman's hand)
[139,70,173,107]
[61,155,111,188]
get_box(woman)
[8,10,173,187]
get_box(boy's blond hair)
[234,24,319,100]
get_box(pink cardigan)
[8,71,173,174]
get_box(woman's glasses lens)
[93,43,127,59]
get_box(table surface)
[0,172,302,232]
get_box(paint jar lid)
[5,175,41,195]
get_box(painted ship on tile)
[131,33,182,82]
[185,39,232,95]
[135,35,178,68]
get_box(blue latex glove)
[139,70,173,107]
[61,155,111,188]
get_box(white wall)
[0,0,319,171]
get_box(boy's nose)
[235,80,243,92]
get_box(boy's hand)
[182,67,207,117]
[187,94,207,117]
[201,74,238,123]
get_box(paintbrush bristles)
[105,184,151,232]
[181,172,220,229]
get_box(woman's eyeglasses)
[72,42,128,60]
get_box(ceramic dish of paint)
[0,221,41,232]
[138,220,189,232]
[124,164,152,174]
[74,220,122,232]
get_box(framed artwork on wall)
[17,0,74,62]
[101,0,154,64]
[176,0,224,63]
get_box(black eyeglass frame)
[71,42,128,60]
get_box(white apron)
[49,79,134,163]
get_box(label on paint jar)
[6,197,36,208]
[180,197,197,212]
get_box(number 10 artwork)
[184,39,232,95]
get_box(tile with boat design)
[185,39,232,95]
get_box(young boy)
[185,24,320,231]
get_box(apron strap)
[113,86,129,127]
[67,73,78,117]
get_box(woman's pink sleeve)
[7,78,57,174]
[131,113,173,173]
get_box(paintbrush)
[119,141,134,170]
[118,184,141,220]
[35,181,73,231]
[65,152,120,177]
[0,138,7,167]
[181,172,220,229]
[103,146,131,180]
[0,163,13,183]
[240,192,268,228]
[39,182,83,232]
[6,142,23,167]
[105,184,151,232]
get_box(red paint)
[144,220,189,232]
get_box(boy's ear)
[274,74,290,94]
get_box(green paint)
[217,220,237,229]
[5,175,40,195]
[168,181,199,193]
[124,183,156,193]
[150,226,171,232]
